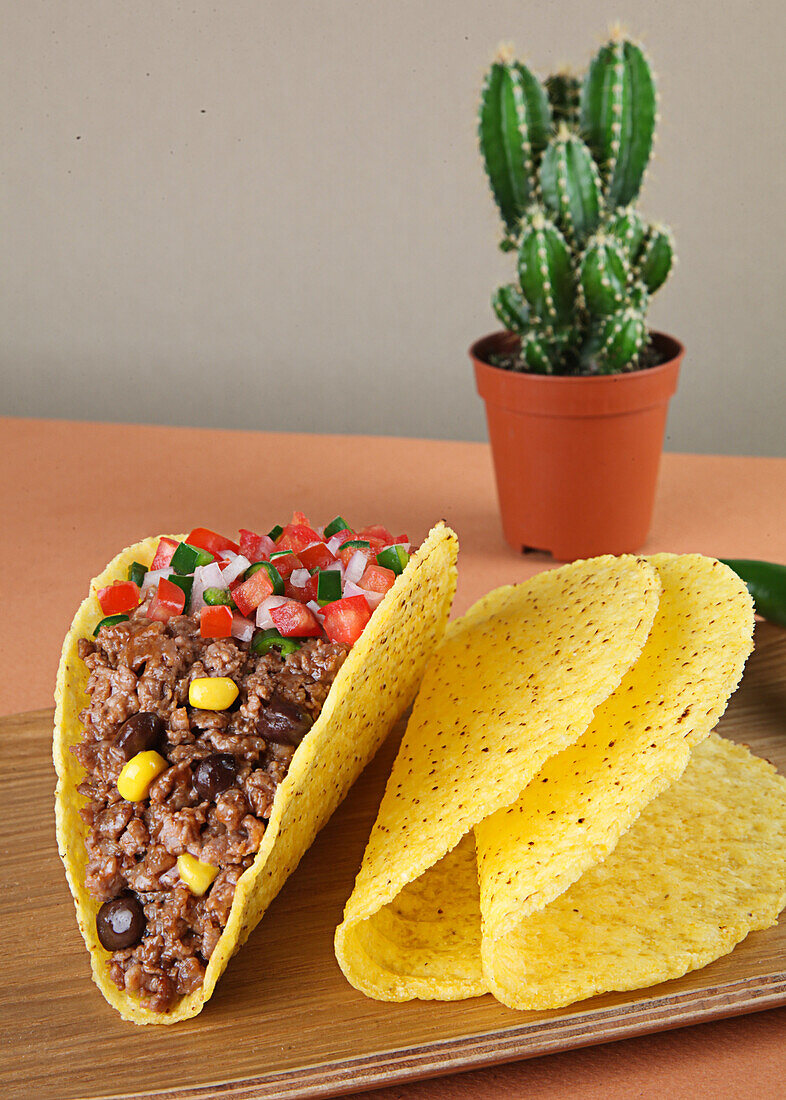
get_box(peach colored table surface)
[2,416,786,1098]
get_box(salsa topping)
[74,514,412,1012]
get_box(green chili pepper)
[317,569,342,605]
[720,559,786,628]
[324,516,351,538]
[268,524,283,542]
[376,545,409,575]
[251,628,302,657]
[127,561,148,587]
[171,542,215,574]
[168,574,194,607]
[203,587,236,608]
[93,614,130,636]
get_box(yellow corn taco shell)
[335,554,759,1007]
[54,522,458,1024]
[487,733,786,1009]
[335,554,662,1000]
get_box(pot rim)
[469,329,684,384]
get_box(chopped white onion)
[290,568,311,588]
[220,549,240,562]
[344,549,369,585]
[231,614,255,642]
[315,526,325,538]
[326,533,346,555]
[190,562,227,610]
[342,580,382,609]
[306,600,326,623]
[256,594,289,629]
[141,567,171,594]
[220,554,251,586]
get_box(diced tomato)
[321,595,371,646]
[228,572,247,591]
[232,568,275,617]
[298,542,337,572]
[392,534,409,545]
[338,544,371,569]
[268,552,303,580]
[276,523,322,554]
[238,529,276,562]
[186,527,240,556]
[291,510,311,526]
[147,577,186,621]
[200,604,233,639]
[97,580,140,615]
[150,537,179,570]
[270,599,323,637]
[357,525,393,545]
[358,563,396,595]
[285,574,319,603]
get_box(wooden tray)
[2,623,785,1100]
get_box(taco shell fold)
[54,521,458,1023]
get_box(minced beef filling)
[74,608,348,1012]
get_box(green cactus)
[478,28,674,375]
[517,208,575,329]
[584,308,648,373]
[545,70,581,126]
[478,48,552,243]
[492,283,530,334]
[636,224,675,292]
[540,124,603,245]
[579,31,656,208]
[606,205,646,264]
[579,232,630,316]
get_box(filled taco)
[54,515,458,1023]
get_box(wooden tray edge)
[101,974,786,1100]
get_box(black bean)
[114,712,165,759]
[96,894,145,950]
[193,753,237,801]
[257,692,313,746]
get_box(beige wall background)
[3,1,784,455]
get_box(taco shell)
[54,521,458,1023]
[334,554,774,1009]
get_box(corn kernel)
[189,676,239,710]
[177,853,219,896]
[117,750,168,802]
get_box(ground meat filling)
[74,610,348,1012]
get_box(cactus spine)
[478,49,552,244]
[480,27,675,375]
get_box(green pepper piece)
[93,614,130,636]
[168,574,194,607]
[127,561,148,587]
[317,569,342,605]
[324,516,351,538]
[720,559,786,628]
[250,628,302,657]
[339,539,371,551]
[268,524,283,541]
[376,545,409,575]
[270,550,293,561]
[203,586,235,608]
[171,541,215,574]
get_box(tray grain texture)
[2,623,785,1100]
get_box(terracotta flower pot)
[471,330,683,560]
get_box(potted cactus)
[470,29,684,560]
